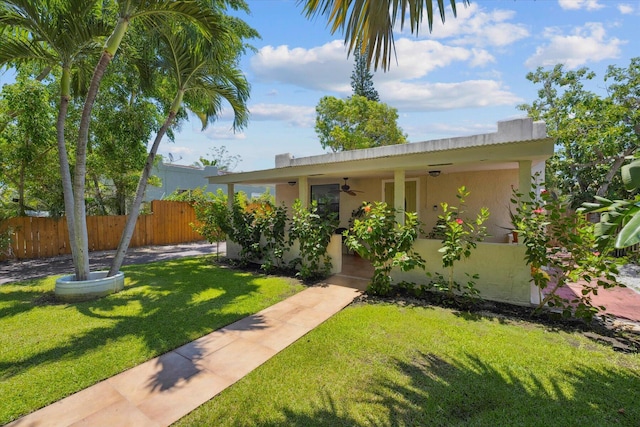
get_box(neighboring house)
[208,118,554,307]
[145,162,272,202]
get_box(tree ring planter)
[55,271,125,302]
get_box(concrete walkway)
[7,282,361,427]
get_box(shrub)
[512,181,620,321]
[288,200,338,281]
[426,186,489,301]
[344,202,424,295]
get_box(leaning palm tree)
[70,0,226,280]
[298,0,469,71]
[108,20,253,275]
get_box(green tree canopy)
[0,75,59,216]
[518,58,640,207]
[315,95,407,152]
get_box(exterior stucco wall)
[391,239,532,306]
[420,169,519,243]
[277,168,533,243]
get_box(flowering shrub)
[428,186,489,300]
[288,200,338,281]
[345,202,424,296]
[511,181,620,321]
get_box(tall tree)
[315,95,406,152]
[0,0,225,280]
[299,0,468,71]
[0,0,110,274]
[0,76,57,216]
[88,52,164,215]
[108,15,253,275]
[351,43,379,101]
[519,59,640,207]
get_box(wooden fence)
[1,200,203,260]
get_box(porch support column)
[226,183,235,209]
[518,160,532,202]
[299,176,309,208]
[394,169,405,225]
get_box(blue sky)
[3,0,639,171]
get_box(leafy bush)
[228,193,268,266]
[512,181,620,321]
[288,200,338,281]
[344,202,424,295]
[426,186,489,301]
[257,202,289,273]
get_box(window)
[311,184,339,218]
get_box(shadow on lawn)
[0,259,274,383]
[254,351,639,427]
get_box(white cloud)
[251,37,490,94]
[469,48,496,67]
[416,3,530,48]
[249,103,316,128]
[558,0,604,11]
[525,22,624,69]
[375,38,473,82]
[250,41,352,93]
[379,80,522,112]
[618,4,635,14]
[199,126,247,141]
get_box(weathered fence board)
[2,200,203,260]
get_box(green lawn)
[0,257,304,425]
[176,301,640,427]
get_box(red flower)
[540,189,548,195]
[533,208,544,214]
[363,205,371,213]
[455,218,463,225]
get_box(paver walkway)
[7,282,361,427]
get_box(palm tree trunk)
[57,68,79,275]
[108,108,178,276]
[73,18,130,280]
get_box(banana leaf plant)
[582,156,640,249]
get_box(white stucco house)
[207,117,554,306]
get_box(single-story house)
[207,117,554,306]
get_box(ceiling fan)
[339,177,364,196]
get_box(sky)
[3,0,639,172]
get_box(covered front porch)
[209,118,554,306]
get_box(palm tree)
[108,19,253,275]
[70,0,227,280]
[0,0,109,275]
[2,0,227,280]
[298,0,468,71]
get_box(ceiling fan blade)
[347,190,357,196]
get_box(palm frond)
[298,0,469,71]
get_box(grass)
[0,257,304,425]
[176,301,640,427]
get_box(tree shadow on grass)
[0,258,286,388]
[249,351,639,427]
